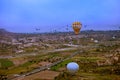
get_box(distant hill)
[0,29,14,41]
[0,28,120,40]
[0,28,9,34]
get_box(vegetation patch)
[74,57,103,62]
[0,59,14,69]
[51,59,72,71]
[6,61,35,74]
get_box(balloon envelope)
[72,22,82,35]
[67,62,79,73]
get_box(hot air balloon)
[67,62,79,74]
[72,22,82,35]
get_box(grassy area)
[73,56,103,62]
[2,49,75,74]
[51,59,73,71]
[54,48,120,80]
[76,72,120,80]
[0,59,14,69]
[6,61,34,74]
[1,41,120,80]
[55,69,120,80]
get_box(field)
[0,59,14,69]
[15,70,60,80]
[0,31,120,80]
[53,41,120,80]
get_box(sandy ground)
[38,61,52,66]
[61,52,72,56]
[15,70,60,80]
[10,57,28,66]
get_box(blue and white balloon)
[67,62,79,73]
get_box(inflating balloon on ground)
[67,62,79,74]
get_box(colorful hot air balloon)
[67,62,79,74]
[72,22,82,35]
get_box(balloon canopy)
[72,22,82,35]
[67,62,79,73]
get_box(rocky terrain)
[0,29,120,80]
